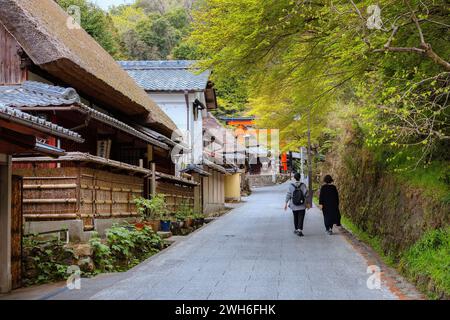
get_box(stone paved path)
[46,182,399,300]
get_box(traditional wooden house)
[119,60,217,164]
[0,0,198,244]
[0,104,83,292]
[119,60,229,215]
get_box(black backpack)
[292,183,306,206]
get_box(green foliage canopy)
[57,0,124,58]
[189,0,450,161]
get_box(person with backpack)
[319,175,341,235]
[284,173,309,237]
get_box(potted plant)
[170,216,182,235]
[173,211,185,229]
[177,200,193,229]
[134,222,145,231]
[133,195,168,232]
[185,213,194,228]
[133,197,147,230]
[193,212,205,228]
[159,210,172,232]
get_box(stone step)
[157,231,172,239]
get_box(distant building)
[119,60,230,214]
[220,116,278,177]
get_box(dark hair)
[324,175,334,184]
[294,173,301,181]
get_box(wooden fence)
[14,166,143,230]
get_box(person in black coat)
[319,175,341,235]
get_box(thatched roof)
[0,0,176,134]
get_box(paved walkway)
[3,182,419,300]
[37,182,400,300]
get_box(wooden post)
[0,154,12,293]
[76,165,81,216]
[11,175,22,289]
[110,180,113,216]
[150,162,156,197]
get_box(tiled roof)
[118,60,211,92]
[0,81,80,107]
[0,81,169,148]
[13,152,151,175]
[0,103,83,143]
[75,104,169,150]
[133,124,190,151]
[203,158,228,174]
[120,61,196,69]
[180,164,211,177]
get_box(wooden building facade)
[0,0,205,292]
[0,105,83,292]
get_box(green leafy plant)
[22,237,75,286]
[104,223,164,270]
[192,212,205,219]
[106,224,137,267]
[22,223,166,285]
[175,200,193,221]
[134,194,170,221]
[89,232,114,273]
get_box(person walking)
[284,173,309,237]
[319,175,341,235]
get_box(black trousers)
[324,220,334,231]
[292,210,306,230]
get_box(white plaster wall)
[149,93,188,131]
[193,92,207,164]
[148,92,207,166]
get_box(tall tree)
[189,0,450,162]
[110,3,192,59]
[57,0,124,58]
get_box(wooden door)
[11,175,23,289]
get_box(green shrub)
[175,200,193,221]
[89,232,114,273]
[22,224,166,285]
[193,212,205,219]
[400,227,450,299]
[91,224,164,272]
[22,237,75,286]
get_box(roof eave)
[0,105,84,143]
